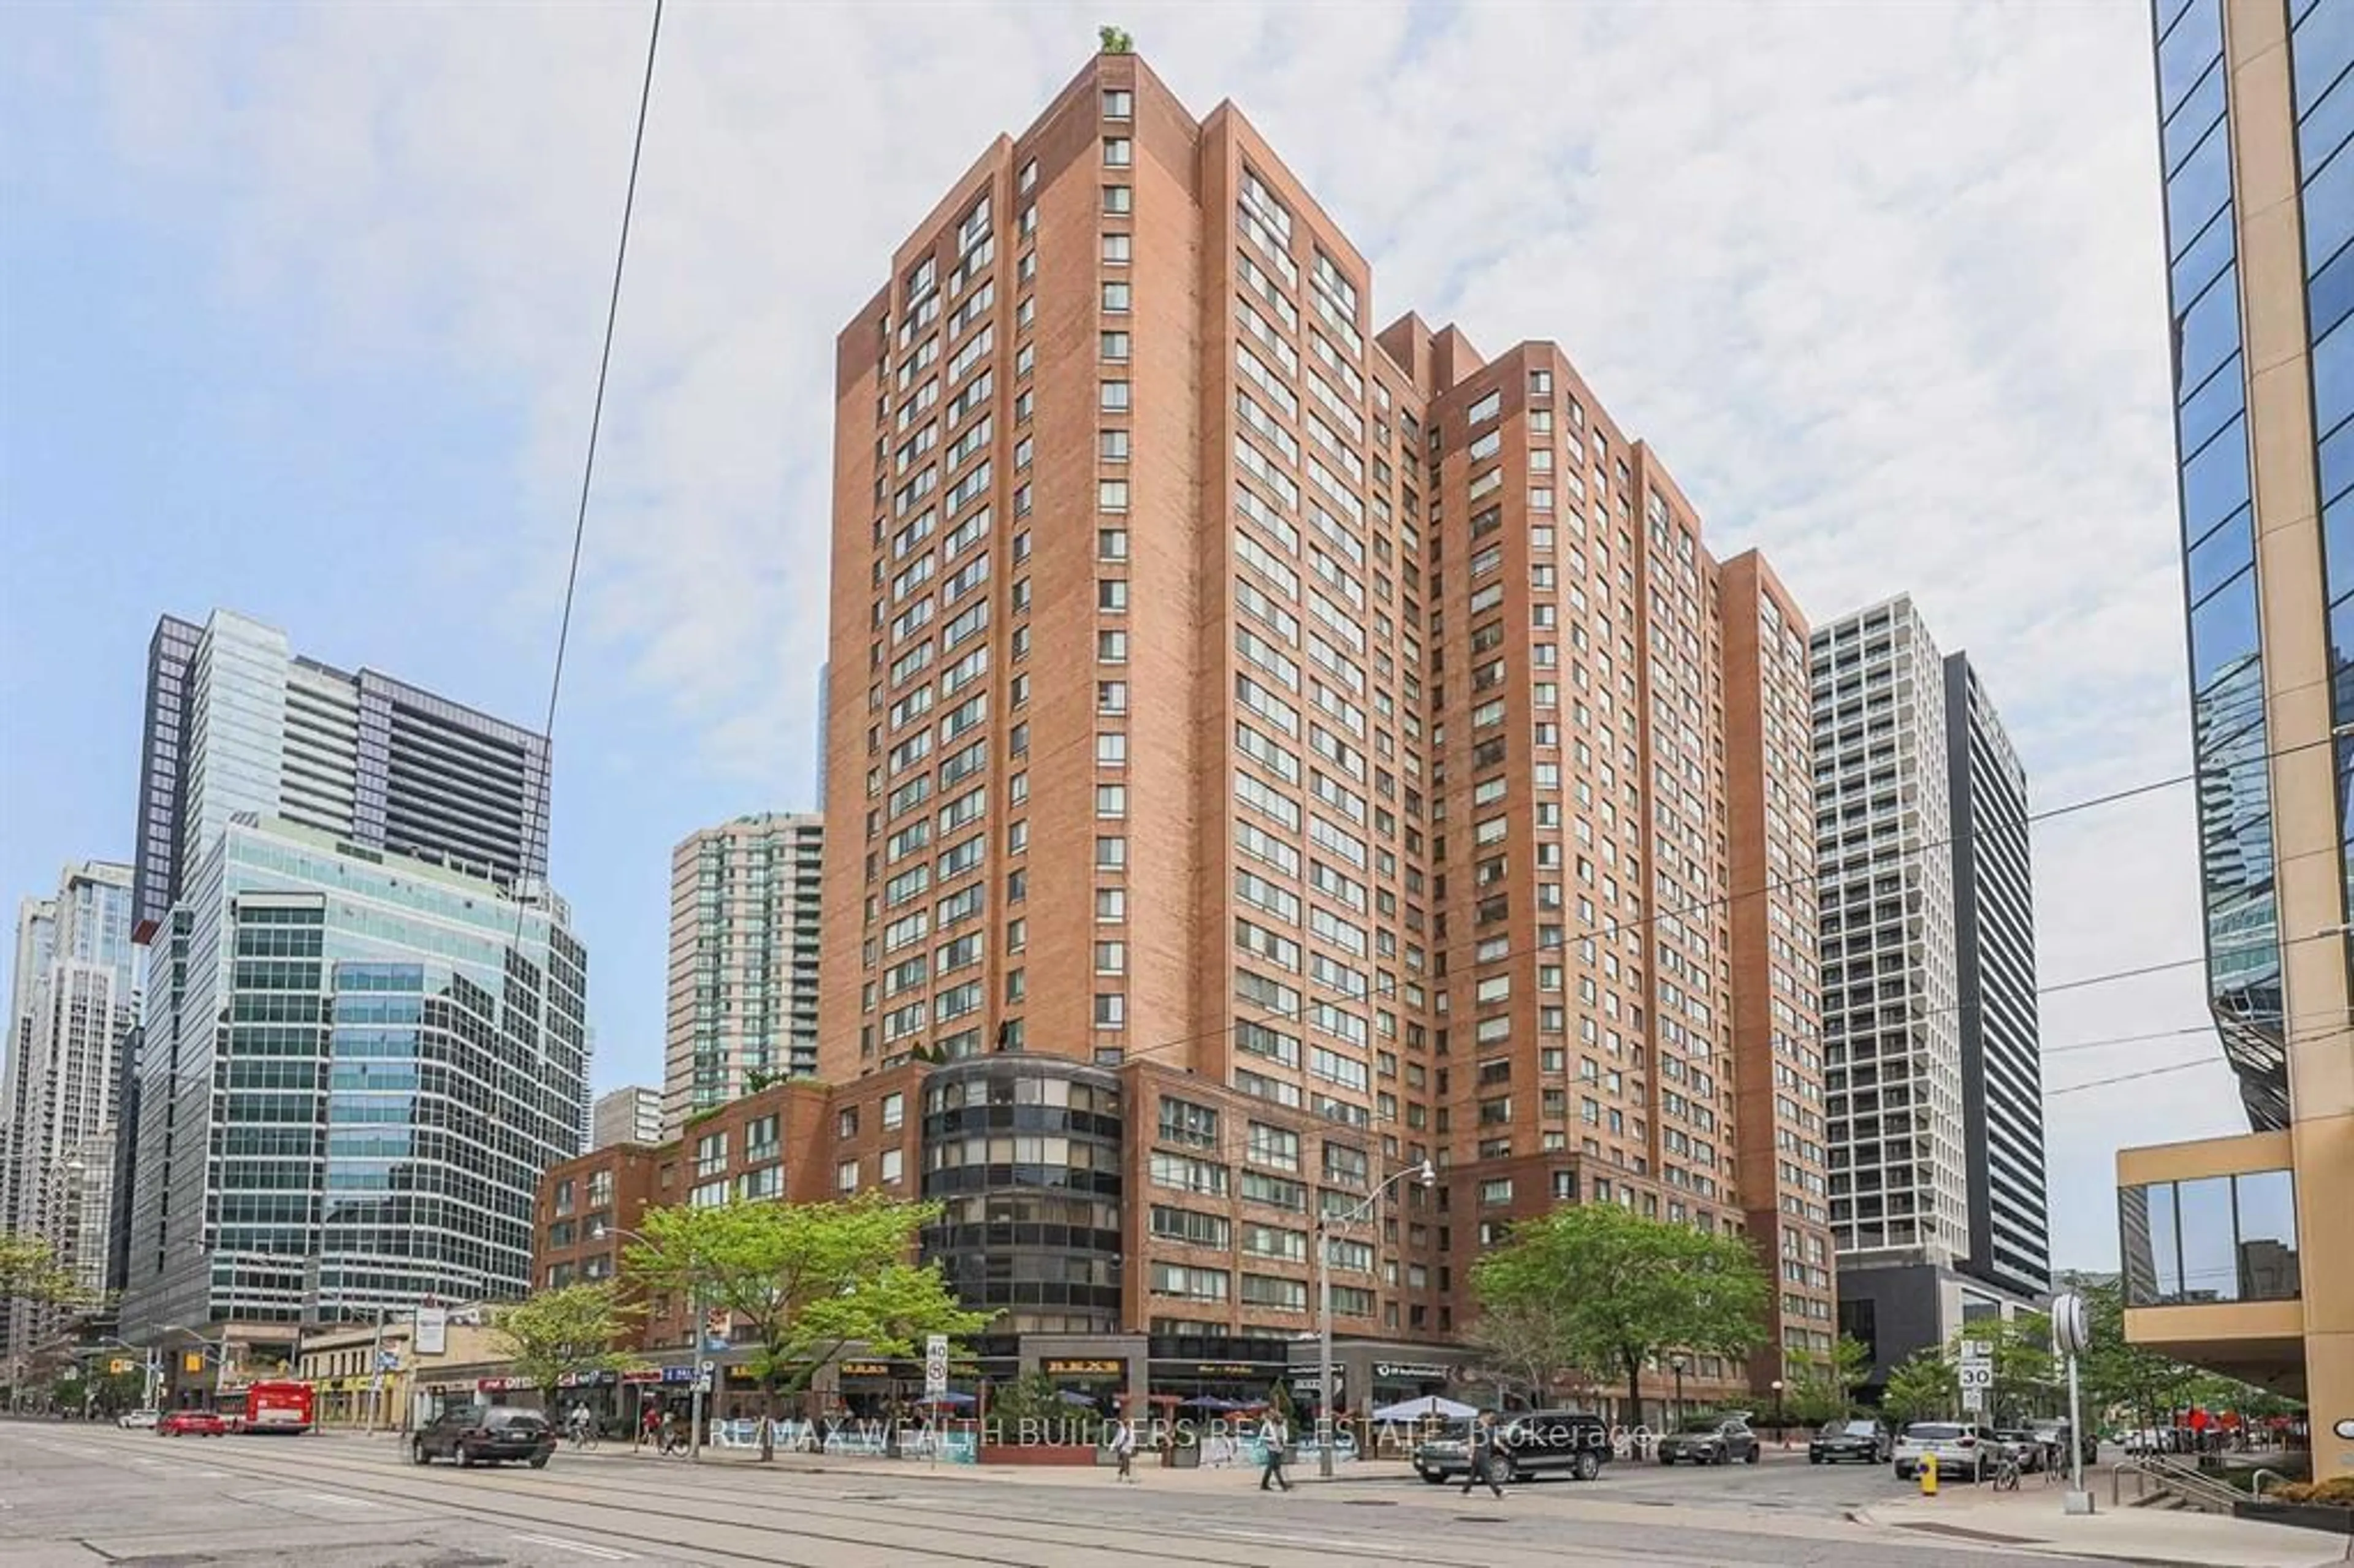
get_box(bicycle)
[1990,1448,2022,1491]
[568,1423,601,1453]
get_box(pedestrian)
[638,1401,660,1452]
[1111,1418,1137,1483]
[1258,1409,1294,1493]
[1460,1410,1506,1499]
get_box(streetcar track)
[18,1428,2075,1568]
[61,1433,1285,1568]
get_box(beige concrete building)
[819,47,1826,1418]
[664,813,824,1136]
[2121,0,2347,1477]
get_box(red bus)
[223,1381,314,1434]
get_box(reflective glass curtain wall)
[2288,3,2354,984]
[2159,0,2290,1128]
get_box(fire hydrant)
[1921,1452,1939,1497]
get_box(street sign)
[414,1307,448,1356]
[1959,1340,1990,1361]
[1960,1387,1986,1414]
[376,1350,400,1372]
[1958,1364,1994,1390]
[923,1334,948,1401]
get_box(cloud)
[20,0,2221,1266]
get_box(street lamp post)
[1771,1378,1786,1447]
[590,1221,701,1463]
[1313,1159,1435,1480]
[1670,1355,1687,1429]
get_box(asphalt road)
[0,1420,2103,1567]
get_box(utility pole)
[367,1307,387,1433]
[1313,1160,1434,1479]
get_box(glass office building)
[118,818,588,1339]
[2120,0,2353,1480]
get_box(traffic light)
[184,1352,204,1374]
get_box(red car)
[156,1410,227,1437]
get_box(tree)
[1470,1204,1769,1428]
[1881,1349,1956,1425]
[1963,1312,2059,1425]
[491,1282,639,1412]
[1098,25,1134,53]
[1785,1334,1873,1425]
[0,1233,84,1308]
[1463,1297,1587,1410]
[624,1195,991,1460]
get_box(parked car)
[1656,1417,1761,1466]
[1412,1410,1611,1484]
[156,1410,227,1437]
[116,1409,161,1431]
[1809,1418,1892,1464]
[1893,1421,2000,1482]
[1992,1428,2046,1472]
[411,1406,555,1469]
[1496,1410,1612,1482]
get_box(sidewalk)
[1854,1483,2353,1568]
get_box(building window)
[1098,630,1128,663]
[587,1170,613,1207]
[1097,733,1127,766]
[1099,579,1128,611]
[1099,479,1130,511]
[2120,1169,2299,1306]
[554,1179,576,1216]
[1100,330,1130,362]
[837,1159,860,1194]
[1095,993,1126,1027]
[1103,185,1132,215]
[881,1148,904,1185]
[837,1107,858,1140]
[1099,528,1127,560]
[1100,379,1131,411]
[1095,835,1127,867]
[1103,281,1131,313]
[1100,429,1130,462]
[881,1092,904,1130]
[1102,137,1132,167]
[1102,234,1131,265]
[1102,88,1133,120]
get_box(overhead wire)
[512,0,664,951]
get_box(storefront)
[1281,1341,1482,1420]
[1037,1357,1126,1412]
[1366,1358,1455,1411]
[1145,1356,1292,1414]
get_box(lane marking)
[510,1533,633,1561]
[291,1490,382,1508]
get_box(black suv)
[1414,1410,1612,1485]
[1809,1418,1891,1465]
[413,1405,555,1469]
[1432,1410,1615,1484]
